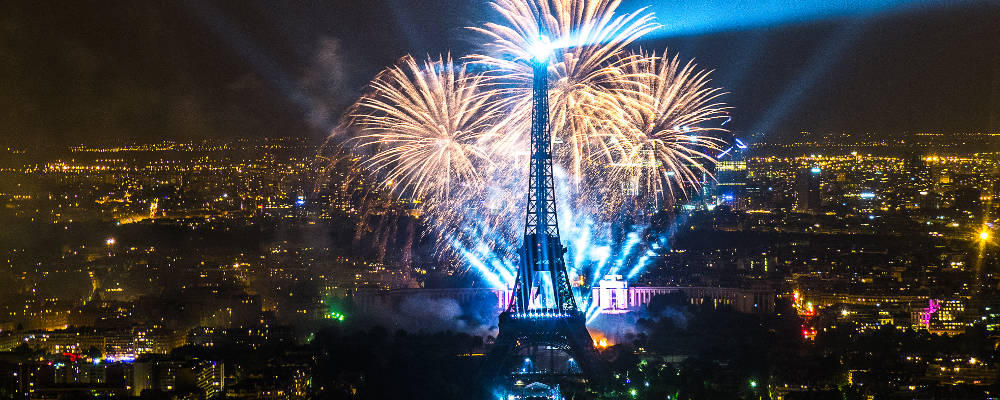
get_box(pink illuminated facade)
[590,275,629,314]
[587,275,775,315]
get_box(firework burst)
[468,0,660,183]
[330,0,732,289]
[351,54,504,201]
[601,51,730,205]
[347,54,523,265]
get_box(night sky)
[1,0,998,145]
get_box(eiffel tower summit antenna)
[481,31,607,398]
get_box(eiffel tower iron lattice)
[481,38,606,396]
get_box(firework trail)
[329,0,731,294]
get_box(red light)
[800,325,817,339]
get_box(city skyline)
[2,132,1000,397]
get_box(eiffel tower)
[481,37,605,397]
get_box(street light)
[979,230,990,241]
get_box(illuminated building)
[924,360,998,386]
[984,304,1000,335]
[590,275,629,314]
[795,167,822,213]
[53,359,107,385]
[105,328,187,358]
[912,298,969,335]
[2,330,106,355]
[615,284,774,314]
[714,160,748,209]
[130,359,183,396]
[836,305,900,332]
[196,361,225,398]
[0,361,52,396]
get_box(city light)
[979,230,990,241]
[327,311,346,322]
[104,355,136,363]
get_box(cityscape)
[3,130,1000,398]
[3,0,1000,400]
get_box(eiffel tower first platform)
[480,35,607,398]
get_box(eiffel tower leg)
[562,317,607,390]
[481,314,608,397]
[480,319,518,390]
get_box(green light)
[749,380,758,388]
[629,388,637,397]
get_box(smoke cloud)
[354,293,501,337]
[301,37,354,132]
